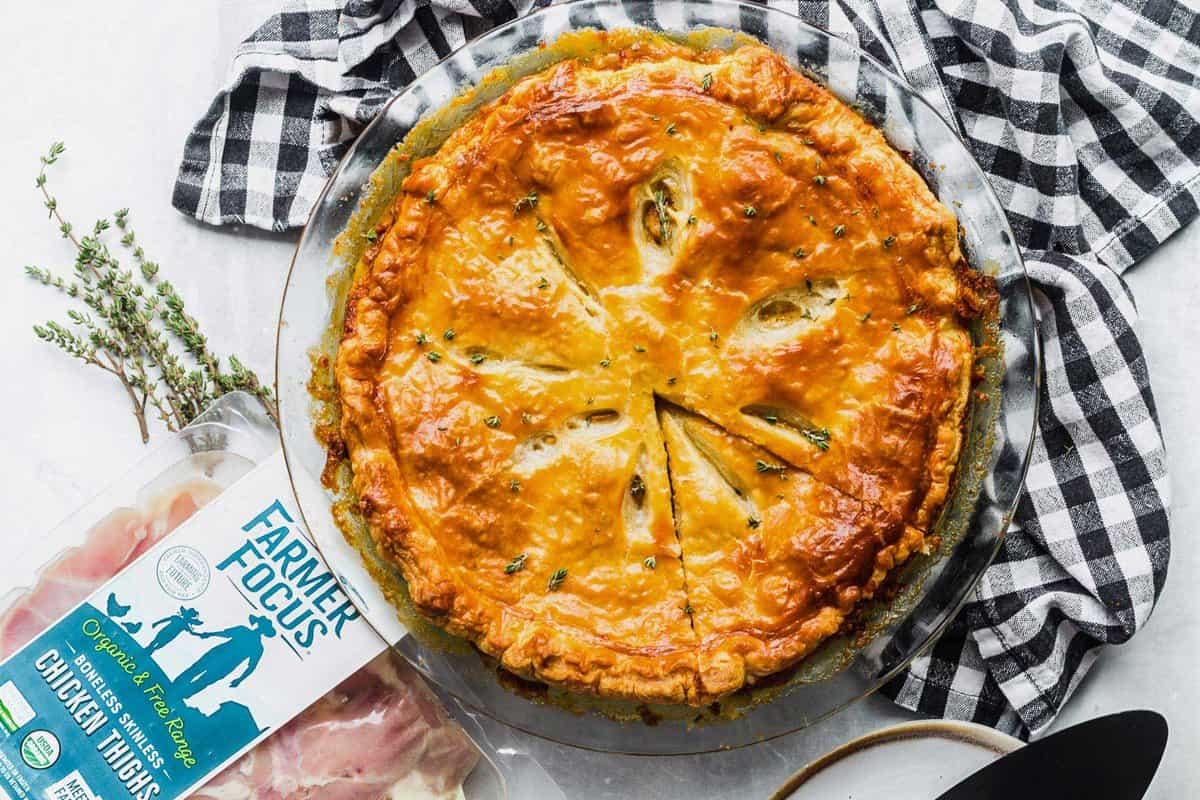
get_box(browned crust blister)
[335,30,989,705]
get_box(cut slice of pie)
[658,406,925,699]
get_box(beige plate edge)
[769,719,1024,799]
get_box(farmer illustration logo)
[173,615,276,698]
[103,589,276,728]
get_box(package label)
[0,452,386,800]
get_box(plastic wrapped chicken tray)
[0,393,498,800]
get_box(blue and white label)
[0,452,387,800]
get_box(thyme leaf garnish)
[547,568,568,592]
[504,553,528,574]
[513,191,538,215]
[653,189,673,244]
[801,427,832,451]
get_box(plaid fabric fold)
[882,249,1171,736]
[175,0,1193,737]
[866,0,1188,737]
[173,0,535,231]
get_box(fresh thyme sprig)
[25,142,278,442]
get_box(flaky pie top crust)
[335,31,985,705]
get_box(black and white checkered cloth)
[175,0,1192,738]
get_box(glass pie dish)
[275,0,1040,755]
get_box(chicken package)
[0,393,480,800]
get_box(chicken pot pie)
[335,31,992,705]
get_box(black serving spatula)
[935,710,1167,800]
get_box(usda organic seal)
[20,729,60,769]
[157,545,211,600]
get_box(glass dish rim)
[273,0,1043,754]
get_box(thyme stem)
[25,142,278,441]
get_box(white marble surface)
[0,3,1196,797]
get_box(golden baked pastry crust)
[336,31,988,705]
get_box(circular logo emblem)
[157,545,211,600]
[21,730,60,769]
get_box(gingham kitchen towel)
[175,0,1191,738]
